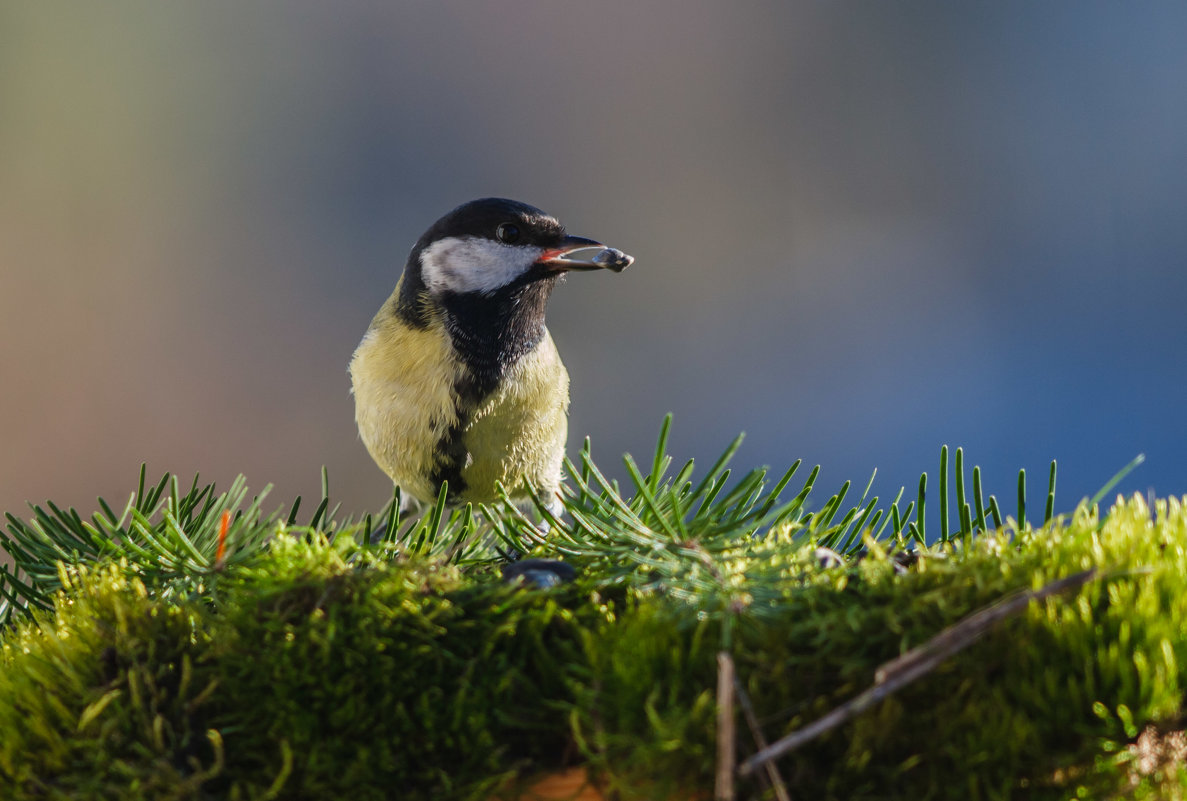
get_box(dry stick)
[738,568,1099,777]
[734,675,793,801]
[716,651,737,801]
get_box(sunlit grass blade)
[1089,454,1145,509]
[689,432,744,499]
[1044,460,1057,525]
[988,496,1004,530]
[916,473,927,543]
[648,414,673,494]
[879,489,906,541]
[939,446,950,543]
[972,467,987,532]
[955,448,969,537]
[1018,469,1027,531]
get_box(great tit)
[350,197,633,513]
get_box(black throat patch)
[426,275,559,501]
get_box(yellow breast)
[349,288,569,506]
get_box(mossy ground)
[3,495,1187,800]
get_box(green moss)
[207,538,595,800]
[0,563,218,799]
[4,497,1187,799]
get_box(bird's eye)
[496,223,521,244]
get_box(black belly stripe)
[428,415,470,501]
[427,365,505,502]
[424,275,559,502]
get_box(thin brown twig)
[734,674,792,801]
[738,568,1099,777]
[716,651,736,801]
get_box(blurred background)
[2,3,1185,527]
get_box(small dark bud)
[501,558,577,589]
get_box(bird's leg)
[399,490,422,516]
[531,491,565,536]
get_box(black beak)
[537,235,634,273]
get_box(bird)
[349,197,633,517]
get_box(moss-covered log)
[3,495,1187,799]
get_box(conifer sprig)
[0,468,281,619]
[0,415,1142,626]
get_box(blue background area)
[1,3,1184,525]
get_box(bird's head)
[396,198,632,324]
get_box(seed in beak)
[593,247,634,272]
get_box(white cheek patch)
[419,236,543,295]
